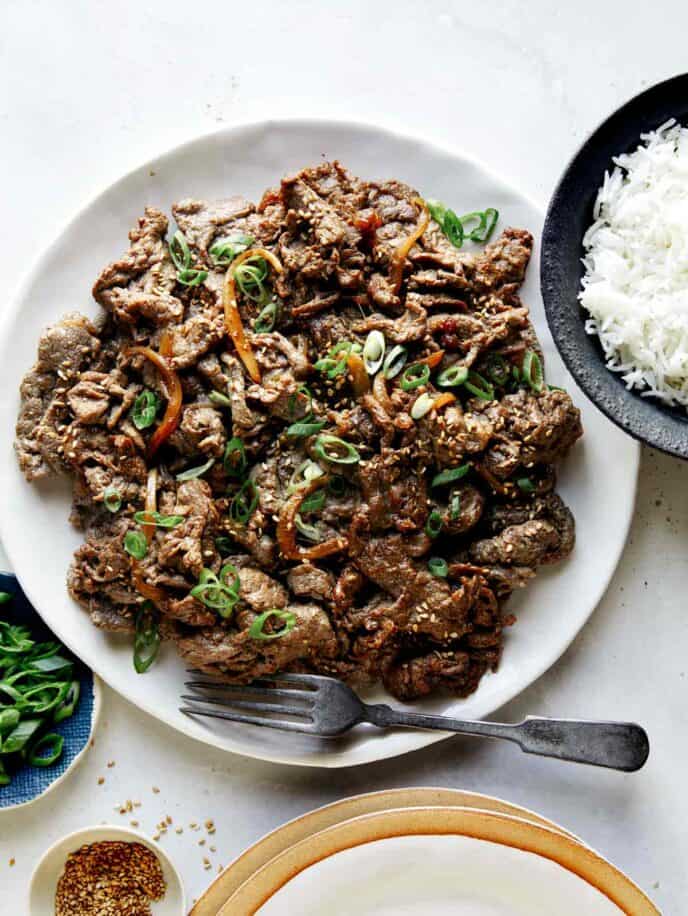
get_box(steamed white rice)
[580,119,688,407]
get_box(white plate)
[222,807,657,915]
[261,835,622,916]
[0,119,639,768]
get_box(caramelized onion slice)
[223,248,283,384]
[431,392,456,413]
[126,345,183,460]
[277,479,348,561]
[390,197,430,294]
[131,563,167,603]
[347,352,370,397]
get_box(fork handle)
[363,707,649,772]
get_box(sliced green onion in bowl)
[464,371,494,401]
[363,330,386,374]
[382,345,408,379]
[177,267,208,287]
[124,530,148,560]
[522,349,544,393]
[411,392,436,420]
[249,609,297,641]
[27,732,64,767]
[460,208,499,243]
[209,232,254,267]
[485,354,510,386]
[425,510,444,539]
[176,457,215,481]
[313,434,360,465]
[103,487,122,513]
[400,363,430,391]
[450,492,461,520]
[428,557,449,578]
[437,364,469,388]
[426,199,464,249]
[432,464,471,488]
[299,489,326,514]
[190,564,241,615]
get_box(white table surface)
[1,1,685,911]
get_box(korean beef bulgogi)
[15,162,582,701]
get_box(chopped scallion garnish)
[103,487,122,513]
[133,602,160,674]
[190,564,241,616]
[248,609,297,641]
[229,479,259,525]
[313,434,360,465]
[124,530,148,560]
[176,457,215,481]
[132,510,184,528]
[522,350,544,393]
[432,464,471,488]
[223,437,247,478]
[131,389,160,430]
[362,330,386,374]
[428,557,449,578]
[400,363,430,391]
[425,509,443,539]
[382,344,408,379]
[437,364,468,388]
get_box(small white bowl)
[29,824,186,915]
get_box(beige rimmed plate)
[191,787,579,915]
[222,807,658,915]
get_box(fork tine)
[184,682,313,705]
[180,704,315,733]
[179,694,313,719]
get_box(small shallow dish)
[29,824,186,915]
[0,572,100,811]
[542,73,688,458]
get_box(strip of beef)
[92,208,183,327]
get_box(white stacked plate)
[191,788,658,915]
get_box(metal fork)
[180,673,649,771]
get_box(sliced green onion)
[215,535,234,555]
[450,492,461,520]
[517,476,535,493]
[286,419,326,439]
[0,592,11,605]
[437,364,468,388]
[103,487,122,513]
[27,732,64,767]
[548,384,566,393]
[235,256,270,303]
[287,460,325,494]
[209,233,254,267]
[522,350,544,393]
[426,199,464,249]
[133,510,184,528]
[169,230,191,271]
[53,681,80,724]
[254,300,279,333]
[300,489,326,514]
[133,602,160,674]
[294,515,322,542]
[223,437,247,477]
[425,510,443,539]
[21,681,70,714]
[411,392,436,420]
[432,464,471,488]
[131,389,160,430]
[177,267,208,287]
[464,371,494,401]
[363,330,386,374]
[190,564,241,615]
[485,354,510,386]
[209,390,232,407]
[229,479,259,525]
[249,609,297,641]
[288,383,312,418]
[313,434,360,465]
[461,208,499,243]
[400,363,430,391]
[0,709,20,735]
[428,557,449,578]
[28,655,72,675]
[124,530,148,560]
[176,457,215,481]
[2,718,42,754]
[383,344,408,379]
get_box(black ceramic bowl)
[541,73,688,458]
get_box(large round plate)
[0,119,639,767]
[191,787,581,915]
[223,808,658,915]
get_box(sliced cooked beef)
[17,161,581,704]
[92,208,183,326]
